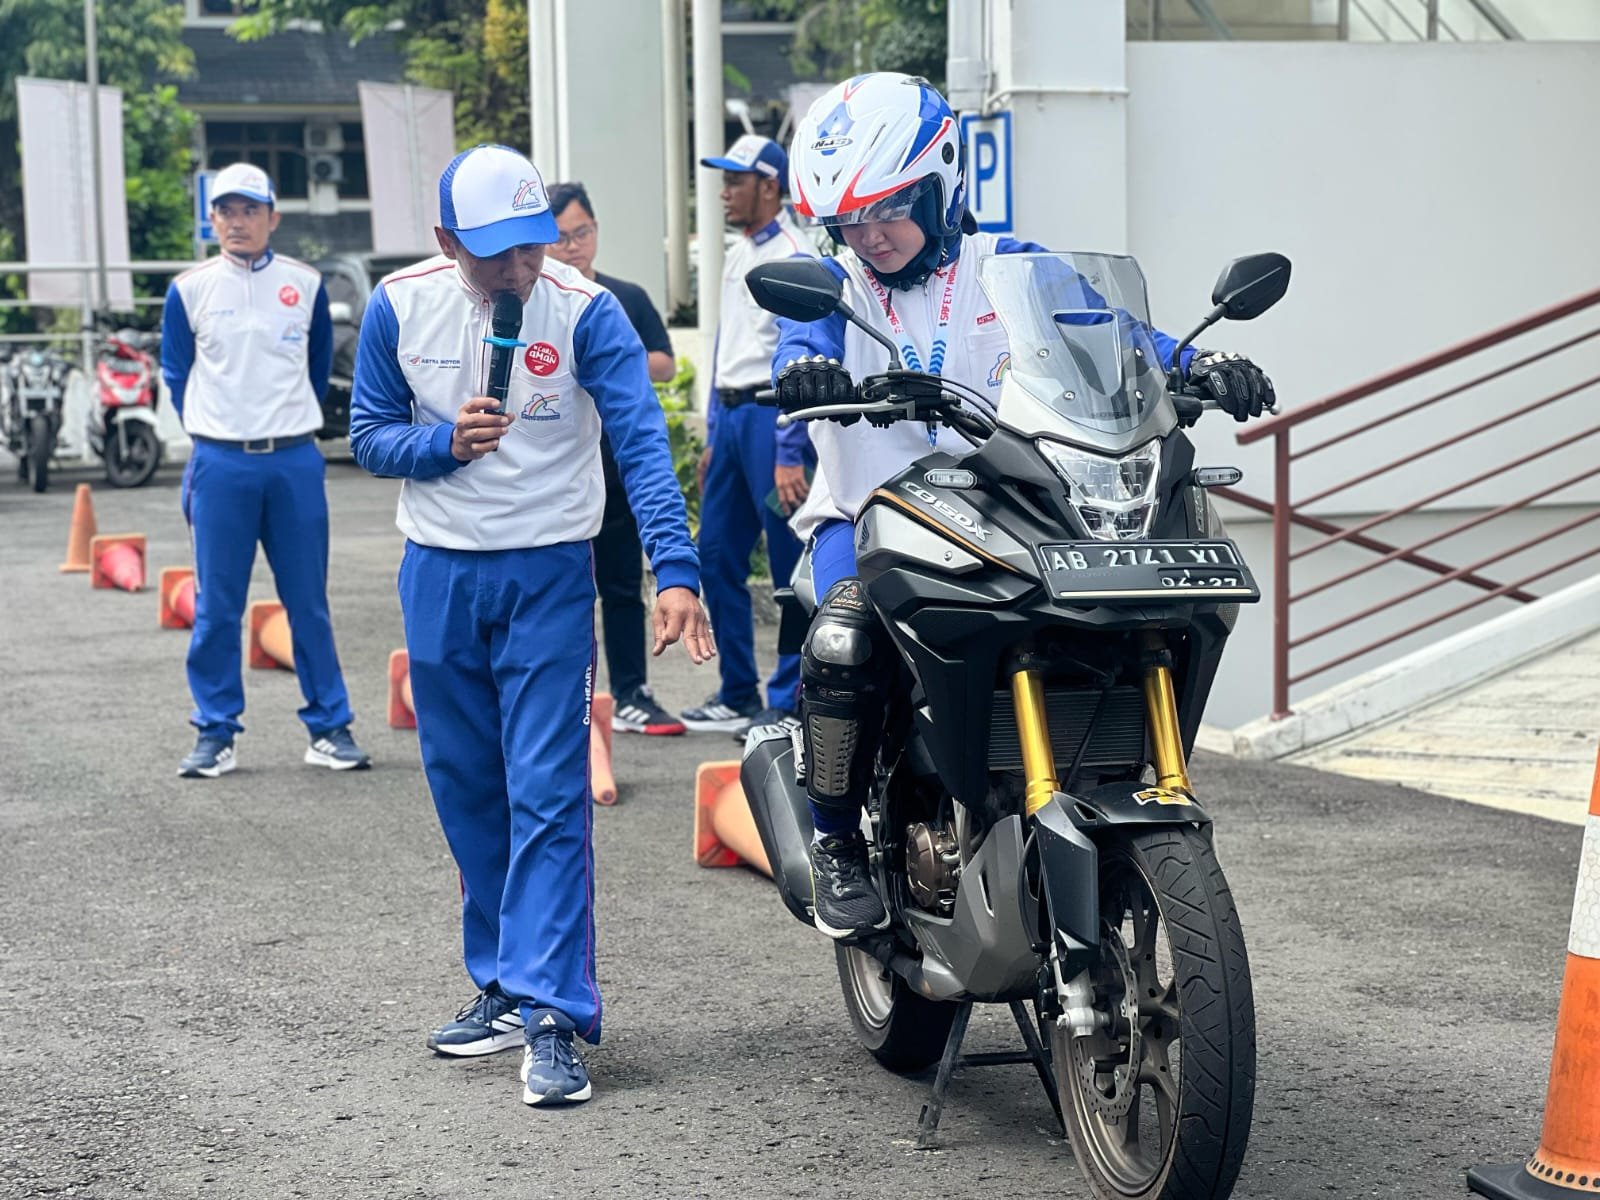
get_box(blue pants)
[182,440,353,738]
[698,401,807,710]
[810,518,858,597]
[398,540,603,1041]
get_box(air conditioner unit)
[303,122,344,153]
[309,153,345,185]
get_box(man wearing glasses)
[546,181,685,737]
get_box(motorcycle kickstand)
[914,1000,1064,1149]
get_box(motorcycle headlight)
[1037,438,1161,541]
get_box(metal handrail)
[1234,285,1600,718]
[1340,0,1521,40]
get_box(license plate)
[1037,540,1260,602]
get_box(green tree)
[0,0,195,328]
[737,0,947,86]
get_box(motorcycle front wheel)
[835,943,957,1072]
[105,419,161,488]
[26,415,50,492]
[1054,826,1254,1200]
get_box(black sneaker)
[612,686,686,736]
[732,705,800,743]
[679,693,761,733]
[178,735,236,779]
[809,830,890,940]
[426,984,525,1057]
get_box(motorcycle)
[89,329,164,488]
[740,250,1290,1200]
[1,344,72,492]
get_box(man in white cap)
[348,143,713,1108]
[161,162,368,780]
[679,134,817,737]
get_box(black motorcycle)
[740,250,1289,1200]
[2,345,73,493]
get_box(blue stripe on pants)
[183,439,353,737]
[398,539,603,1041]
[697,401,807,710]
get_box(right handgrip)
[755,388,778,406]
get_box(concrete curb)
[1229,573,1600,761]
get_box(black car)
[316,253,418,439]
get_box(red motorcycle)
[90,330,164,487]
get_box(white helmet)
[789,73,966,239]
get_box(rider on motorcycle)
[773,71,1278,940]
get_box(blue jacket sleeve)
[308,280,333,399]
[348,285,463,480]
[160,284,194,421]
[575,292,700,595]
[995,236,1192,372]
[772,258,850,374]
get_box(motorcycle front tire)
[105,420,162,488]
[26,415,50,492]
[835,943,957,1072]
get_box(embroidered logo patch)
[278,285,300,307]
[520,393,561,422]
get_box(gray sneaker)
[808,831,890,940]
[178,735,236,779]
[305,726,371,771]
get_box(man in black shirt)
[548,182,686,737]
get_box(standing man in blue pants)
[350,145,712,1108]
[679,135,817,736]
[161,162,368,779]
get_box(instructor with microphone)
[349,144,712,1109]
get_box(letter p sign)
[959,111,1012,233]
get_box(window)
[338,123,368,200]
[205,121,308,199]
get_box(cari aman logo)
[520,393,561,422]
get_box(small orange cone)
[693,760,772,876]
[387,649,417,729]
[590,692,617,806]
[159,567,196,629]
[89,534,146,592]
[247,600,294,670]
[59,483,97,573]
[1469,746,1600,1198]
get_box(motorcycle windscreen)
[977,252,1170,438]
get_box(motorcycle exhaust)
[739,728,818,927]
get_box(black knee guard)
[800,578,891,818]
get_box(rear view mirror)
[1211,253,1291,321]
[745,259,843,323]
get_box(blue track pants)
[398,539,603,1041]
[182,440,353,738]
[698,401,806,711]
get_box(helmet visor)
[807,178,931,227]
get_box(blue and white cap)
[439,144,559,257]
[211,162,275,206]
[700,134,788,191]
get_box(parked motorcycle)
[1,344,72,492]
[90,329,164,488]
[741,250,1290,1199]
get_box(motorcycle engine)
[905,821,960,913]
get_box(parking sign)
[195,169,217,245]
[959,111,1012,234]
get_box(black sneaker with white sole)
[679,693,761,734]
[732,705,800,743]
[426,983,525,1056]
[304,726,371,771]
[612,686,686,736]
[178,735,236,779]
[809,830,890,940]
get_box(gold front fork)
[1011,667,1060,817]
[1142,658,1193,796]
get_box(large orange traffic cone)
[693,760,772,876]
[247,600,294,670]
[58,483,97,573]
[90,534,146,592]
[1469,746,1600,1198]
[159,567,196,629]
[387,648,416,729]
[590,692,617,806]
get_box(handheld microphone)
[484,291,525,415]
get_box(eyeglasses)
[556,223,596,248]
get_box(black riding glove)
[776,355,855,420]
[1187,350,1275,422]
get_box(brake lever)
[776,399,916,428]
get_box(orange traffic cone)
[247,600,294,670]
[90,534,146,592]
[387,648,416,729]
[693,760,772,876]
[1469,746,1600,1198]
[58,483,97,573]
[159,567,196,629]
[590,692,617,806]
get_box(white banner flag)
[359,82,456,258]
[17,76,134,309]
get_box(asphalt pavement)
[0,455,1585,1199]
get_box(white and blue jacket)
[161,249,332,441]
[348,255,698,593]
